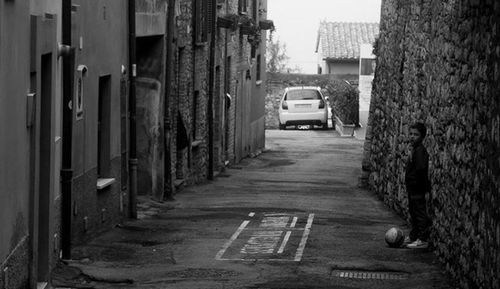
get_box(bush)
[325,80,359,125]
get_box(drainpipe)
[164,0,176,200]
[207,1,216,180]
[61,0,75,259]
[223,2,229,165]
[128,0,138,218]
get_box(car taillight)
[282,101,288,110]
[319,99,325,108]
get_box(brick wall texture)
[134,0,266,192]
[366,0,500,288]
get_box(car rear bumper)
[279,111,328,125]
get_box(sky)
[267,0,382,74]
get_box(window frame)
[238,0,248,15]
[256,54,261,81]
[194,0,208,44]
[97,74,112,179]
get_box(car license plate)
[295,104,311,108]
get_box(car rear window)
[285,90,321,101]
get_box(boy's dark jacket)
[405,142,430,198]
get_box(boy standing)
[404,123,432,249]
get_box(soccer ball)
[385,227,405,248]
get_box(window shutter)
[194,0,207,43]
[238,0,247,14]
[207,0,215,31]
[252,0,257,19]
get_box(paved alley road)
[61,129,454,289]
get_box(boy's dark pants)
[408,195,431,241]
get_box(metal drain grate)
[332,270,409,280]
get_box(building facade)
[0,0,269,288]
[68,0,130,247]
[315,21,379,84]
[134,0,270,203]
[1,2,37,288]
[1,1,64,288]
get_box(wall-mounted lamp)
[76,65,88,120]
[77,64,88,75]
[57,43,72,58]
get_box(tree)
[288,65,303,74]
[266,37,291,73]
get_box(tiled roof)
[316,22,379,60]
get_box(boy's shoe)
[402,236,412,246]
[406,239,428,249]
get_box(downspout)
[164,0,176,200]
[207,0,216,180]
[223,1,229,165]
[128,0,138,218]
[61,0,75,259]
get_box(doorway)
[98,75,112,178]
[36,53,53,283]
[28,15,57,288]
[235,71,252,162]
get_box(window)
[238,0,248,14]
[98,75,111,177]
[224,56,231,95]
[285,90,322,101]
[256,54,261,81]
[194,0,208,43]
[120,78,128,191]
[252,0,258,19]
[360,58,376,75]
[193,90,199,139]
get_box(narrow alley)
[3,1,500,288]
[54,130,453,289]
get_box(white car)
[278,86,329,130]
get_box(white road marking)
[241,231,282,254]
[276,216,297,254]
[294,213,314,261]
[260,216,289,228]
[216,212,315,262]
[277,231,292,254]
[241,216,289,254]
[263,213,288,216]
[215,220,250,260]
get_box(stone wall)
[366,0,500,288]
[174,0,208,186]
[72,158,123,245]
